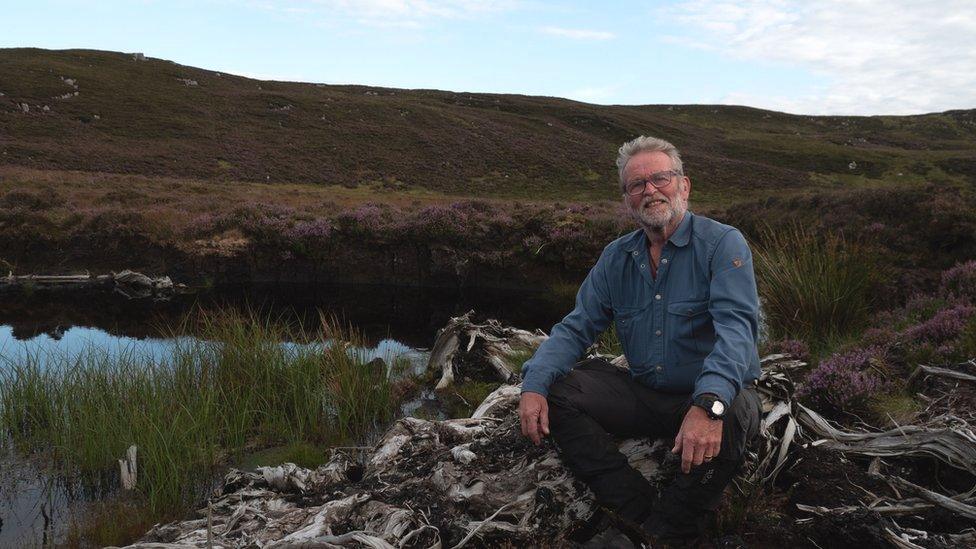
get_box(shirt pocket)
[666,299,712,358]
[612,306,643,359]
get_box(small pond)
[0,282,571,547]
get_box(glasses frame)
[624,170,682,196]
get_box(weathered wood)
[884,476,976,521]
[428,311,546,390]
[1,269,180,299]
[115,341,803,548]
[114,311,976,548]
[120,445,138,490]
[908,364,976,385]
[796,404,976,475]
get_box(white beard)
[629,192,688,233]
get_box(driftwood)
[116,314,802,548]
[116,313,976,548]
[428,311,547,390]
[120,445,138,490]
[0,269,180,299]
[908,363,976,385]
[796,404,976,475]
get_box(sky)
[2,0,974,116]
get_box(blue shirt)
[521,212,760,408]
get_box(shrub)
[940,260,976,303]
[902,303,975,344]
[799,346,889,411]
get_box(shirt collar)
[668,211,693,247]
[622,211,694,252]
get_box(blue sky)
[3,0,974,115]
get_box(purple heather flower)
[800,346,888,409]
[940,260,976,302]
[902,303,975,343]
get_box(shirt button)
[661,258,669,264]
[640,263,645,268]
[656,365,663,371]
[632,251,639,256]
[654,294,661,300]
[655,330,662,336]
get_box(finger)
[672,433,682,454]
[527,414,541,445]
[693,442,706,468]
[519,408,529,437]
[682,440,695,474]
[539,404,550,436]
[709,441,721,460]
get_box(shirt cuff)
[519,379,550,398]
[693,373,738,409]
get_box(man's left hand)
[672,405,723,474]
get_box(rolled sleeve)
[694,229,760,407]
[520,250,613,397]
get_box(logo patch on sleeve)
[732,258,743,268]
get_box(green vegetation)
[597,324,623,357]
[504,345,537,375]
[237,442,331,470]
[0,308,407,517]
[752,224,876,351]
[440,381,501,418]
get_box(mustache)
[639,196,669,208]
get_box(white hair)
[615,136,684,192]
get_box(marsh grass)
[0,308,402,518]
[752,224,877,352]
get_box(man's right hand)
[519,391,550,446]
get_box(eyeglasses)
[624,170,681,196]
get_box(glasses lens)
[652,171,676,188]
[626,181,645,195]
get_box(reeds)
[752,224,876,351]
[0,308,401,515]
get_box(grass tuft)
[0,307,404,521]
[752,224,876,351]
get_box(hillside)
[2,48,975,201]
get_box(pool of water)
[0,282,571,547]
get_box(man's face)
[622,151,691,232]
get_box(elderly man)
[519,136,761,545]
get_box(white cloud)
[252,0,517,27]
[668,0,976,115]
[540,26,615,40]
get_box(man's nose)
[640,182,661,196]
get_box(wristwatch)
[693,394,726,420]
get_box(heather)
[799,260,976,420]
[724,185,976,308]
[0,171,631,286]
[799,346,889,411]
[7,49,974,199]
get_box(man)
[519,136,761,545]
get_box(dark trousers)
[547,358,761,528]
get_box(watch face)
[711,400,725,416]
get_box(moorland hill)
[2,48,975,201]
